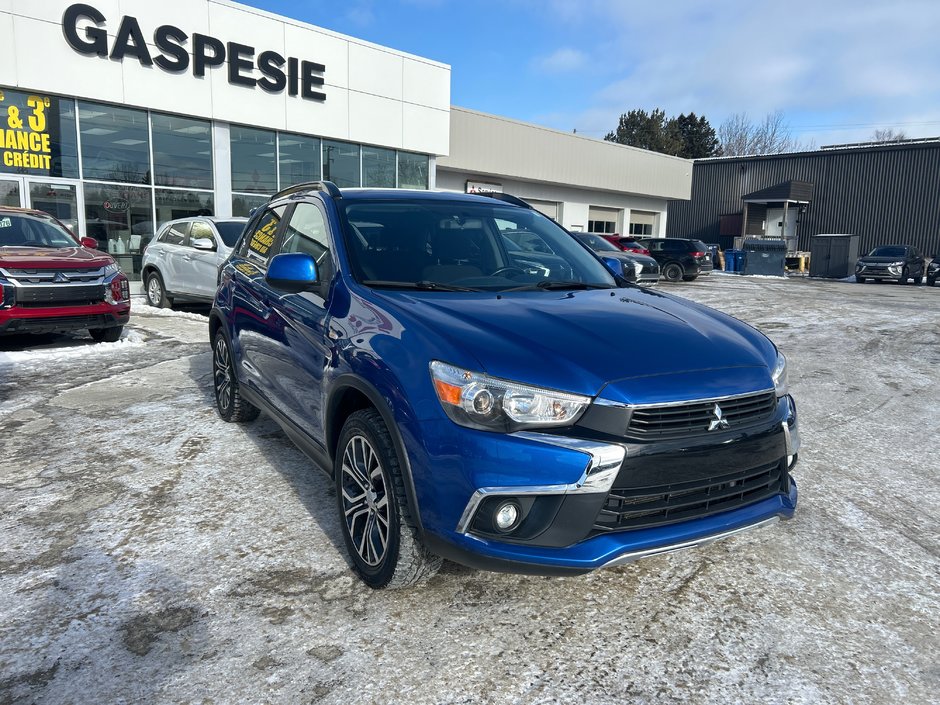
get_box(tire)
[913,271,923,285]
[662,262,684,283]
[681,275,698,282]
[212,331,260,423]
[898,267,908,285]
[145,271,171,308]
[928,277,937,287]
[855,275,865,284]
[335,409,441,589]
[89,326,123,343]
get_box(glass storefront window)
[398,151,429,190]
[362,146,396,188]
[83,183,153,277]
[279,134,321,187]
[0,87,79,178]
[323,140,360,188]
[231,125,276,194]
[232,193,269,217]
[152,113,213,190]
[155,189,214,233]
[79,102,151,184]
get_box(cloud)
[531,48,589,73]
[531,0,940,142]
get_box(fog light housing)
[493,501,522,532]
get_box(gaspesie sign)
[61,3,327,101]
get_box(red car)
[599,234,651,255]
[0,207,130,342]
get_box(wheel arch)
[326,374,426,534]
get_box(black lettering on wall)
[62,3,108,57]
[110,16,154,66]
[154,25,190,72]
[287,57,299,97]
[193,34,226,77]
[257,50,287,93]
[301,61,326,101]
[227,42,257,87]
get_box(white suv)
[141,217,247,307]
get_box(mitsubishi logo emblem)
[708,403,730,431]
[53,272,71,283]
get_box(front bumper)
[856,265,904,280]
[0,303,130,335]
[417,395,800,574]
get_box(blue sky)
[244,0,940,148]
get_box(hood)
[370,286,777,404]
[0,246,115,269]
[611,252,658,266]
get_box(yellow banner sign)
[0,91,54,171]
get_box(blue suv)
[210,182,800,589]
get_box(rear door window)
[160,222,189,246]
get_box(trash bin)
[724,249,743,273]
[707,244,720,268]
[742,239,787,276]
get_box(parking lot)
[1,274,938,705]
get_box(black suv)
[855,245,926,285]
[637,238,713,282]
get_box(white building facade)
[0,0,450,278]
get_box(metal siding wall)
[668,145,940,256]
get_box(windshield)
[868,246,906,258]
[0,213,78,248]
[575,232,620,252]
[215,221,247,248]
[341,200,616,291]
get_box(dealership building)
[1,0,692,280]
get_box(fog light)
[494,501,521,532]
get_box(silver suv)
[141,217,247,307]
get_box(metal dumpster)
[742,239,787,276]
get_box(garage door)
[588,206,620,234]
[526,199,558,220]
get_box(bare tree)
[871,127,908,142]
[717,111,813,156]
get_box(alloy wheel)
[147,275,163,307]
[214,336,233,413]
[340,435,390,567]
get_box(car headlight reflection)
[772,352,788,397]
[430,361,590,432]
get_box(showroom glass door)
[0,177,24,207]
[24,179,81,236]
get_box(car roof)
[277,187,526,207]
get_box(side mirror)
[266,253,319,293]
[192,237,216,251]
[601,256,623,278]
[80,236,98,249]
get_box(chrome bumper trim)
[455,433,626,534]
[601,516,781,568]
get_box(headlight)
[633,261,643,278]
[430,361,591,432]
[103,262,119,276]
[772,352,788,397]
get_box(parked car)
[855,245,926,285]
[0,206,130,341]
[210,183,800,589]
[141,217,248,307]
[637,237,714,282]
[571,231,659,285]
[927,256,939,286]
[600,234,651,255]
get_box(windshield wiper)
[362,280,482,292]
[504,280,614,292]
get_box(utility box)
[742,239,787,276]
[809,234,860,278]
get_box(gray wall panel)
[668,143,940,256]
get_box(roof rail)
[271,180,342,201]
[478,192,533,209]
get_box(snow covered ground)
[1,276,938,704]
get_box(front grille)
[592,460,787,533]
[2,267,104,283]
[15,284,106,306]
[626,391,776,440]
[0,314,114,334]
